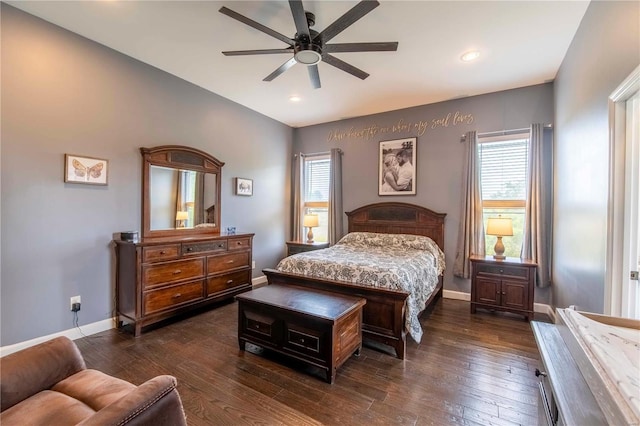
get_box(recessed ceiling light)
[461,50,480,62]
[289,95,301,102]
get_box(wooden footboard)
[263,269,443,359]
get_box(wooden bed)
[263,202,446,359]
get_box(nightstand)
[286,241,329,256]
[470,255,537,321]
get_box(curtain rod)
[294,149,343,158]
[459,124,553,142]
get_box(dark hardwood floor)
[75,297,550,426]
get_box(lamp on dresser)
[303,214,319,243]
[486,216,513,260]
[176,211,189,228]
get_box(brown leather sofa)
[0,336,187,425]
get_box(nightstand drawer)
[475,263,530,280]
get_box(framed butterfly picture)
[64,154,109,185]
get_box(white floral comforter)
[276,232,445,343]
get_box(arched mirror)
[141,145,223,239]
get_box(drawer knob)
[173,270,182,275]
[499,269,504,273]
[160,251,166,255]
[535,369,547,378]
[236,241,242,245]
[186,247,193,252]
[225,260,234,264]
[172,293,182,298]
[226,279,234,284]
[502,292,506,295]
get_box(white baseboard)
[443,290,471,301]
[3,275,270,357]
[0,318,114,358]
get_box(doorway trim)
[605,65,640,316]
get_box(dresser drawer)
[144,281,204,314]
[228,237,252,251]
[475,263,530,280]
[182,240,227,255]
[142,258,204,288]
[207,270,250,296]
[142,244,180,262]
[207,251,250,273]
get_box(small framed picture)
[379,137,416,195]
[64,154,109,185]
[235,177,253,196]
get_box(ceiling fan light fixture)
[294,44,322,65]
[461,50,480,62]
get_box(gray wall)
[293,84,554,301]
[553,0,640,312]
[1,5,292,346]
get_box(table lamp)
[486,216,513,260]
[176,211,189,228]
[303,214,319,244]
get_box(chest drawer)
[142,258,204,287]
[207,251,250,273]
[182,240,227,255]
[142,245,180,262]
[475,263,530,280]
[228,237,251,251]
[144,281,204,314]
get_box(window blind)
[478,138,528,201]
[304,157,330,203]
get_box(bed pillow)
[337,232,437,251]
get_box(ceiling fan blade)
[219,6,294,46]
[322,54,369,80]
[315,1,379,44]
[308,64,321,89]
[223,48,293,56]
[289,0,310,41]
[263,57,297,82]
[324,42,398,53]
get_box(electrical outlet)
[70,295,81,311]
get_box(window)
[478,134,529,257]
[303,154,330,242]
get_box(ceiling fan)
[219,0,398,89]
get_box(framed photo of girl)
[379,137,416,195]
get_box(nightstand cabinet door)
[502,279,529,311]
[475,276,501,305]
[470,256,536,321]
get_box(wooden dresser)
[470,255,537,321]
[114,233,253,336]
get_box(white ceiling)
[7,1,590,128]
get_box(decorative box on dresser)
[285,241,329,256]
[115,233,253,336]
[469,255,537,321]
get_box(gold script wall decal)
[326,111,474,142]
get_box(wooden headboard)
[346,202,446,249]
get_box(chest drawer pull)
[499,269,504,273]
[226,279,234,284]
[173,270,182,275]
[225,260,235,264]
[172,293,182,298]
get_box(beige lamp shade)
[303,214,319,228]
[176,211,189,221]
[486,217,513,236]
